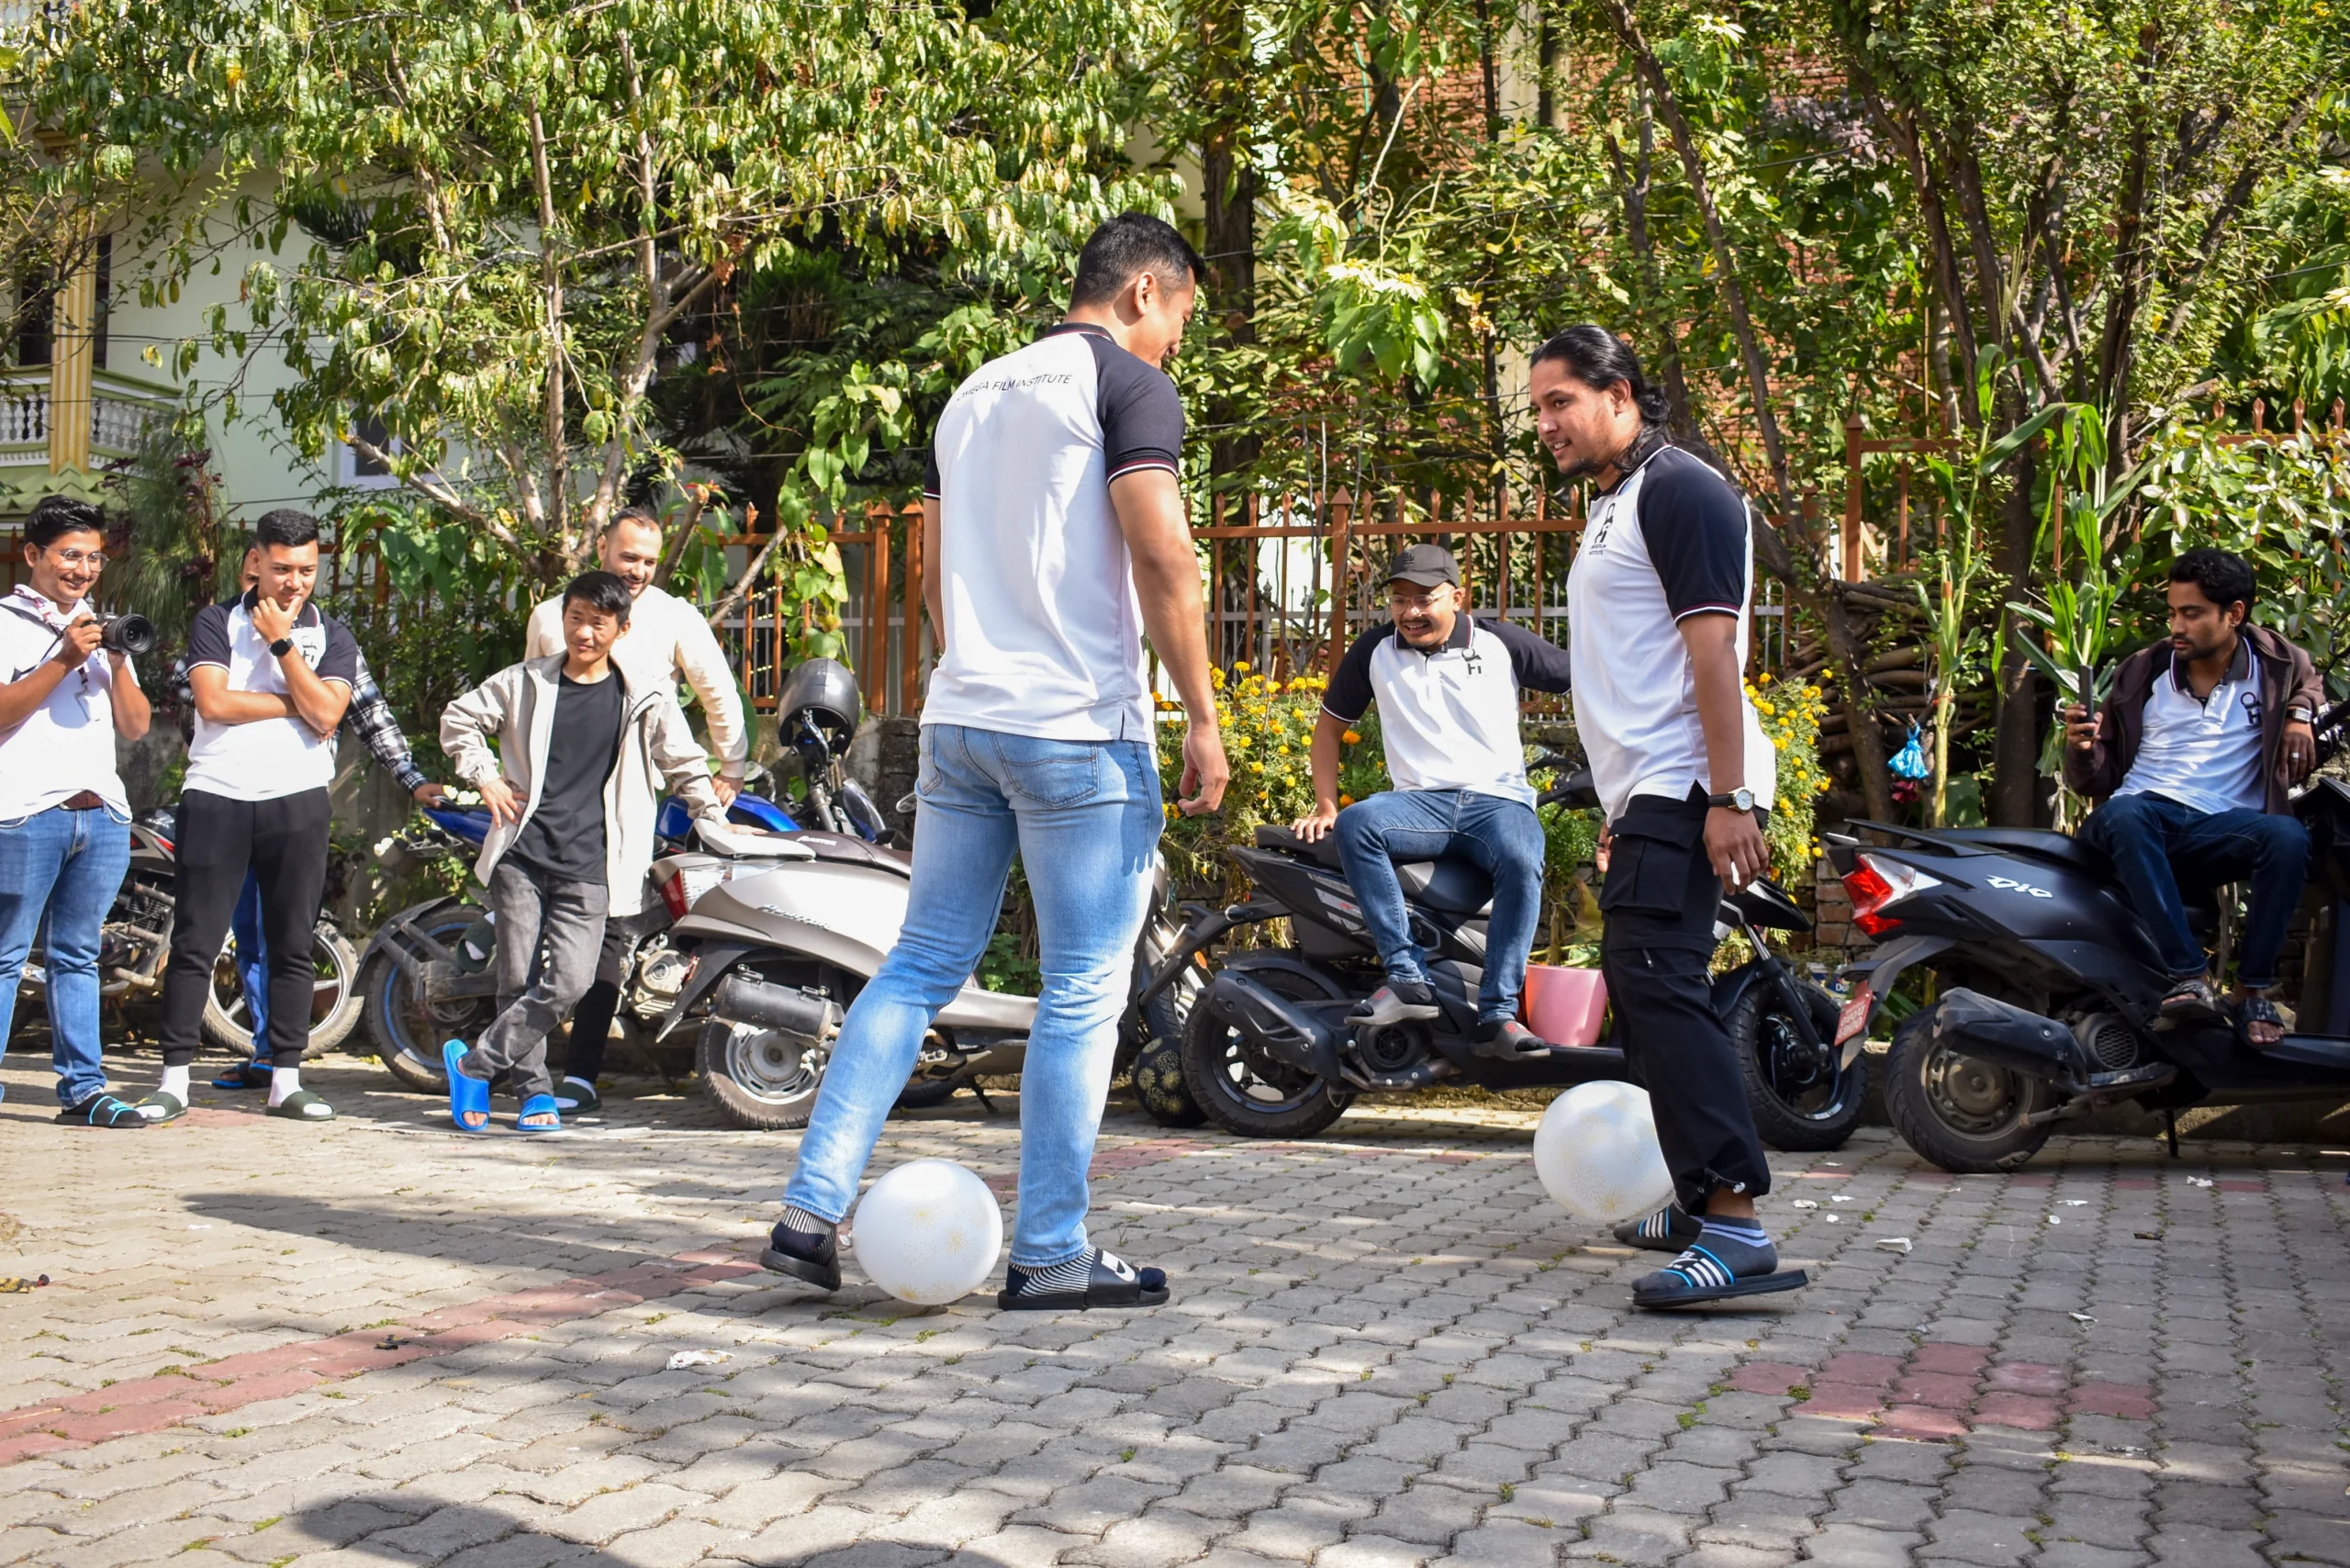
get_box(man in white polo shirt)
[763,212,1227,1311]
[521,504,748,1113]
[2066,546,2321,1048]
[0,496,152,1127]
[1292,543,1572,1058]
[141,508,357,1125]
[1536,324,1799,1310]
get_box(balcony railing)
[0,366,178,467]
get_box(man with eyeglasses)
[0,496,153,1127]
[1292,543,1572,1058]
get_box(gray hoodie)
[441,653,727,915]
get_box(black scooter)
[1826,714,2350,1172]
[1136,760,1864,1147]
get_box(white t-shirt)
[1566,442,1776,823]
[0,587,137,821]
[183,593,360,801]
[2115,644,2266,816]
[1322,616,1573,807]
[919,322,1186,742]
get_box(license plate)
[1835,985,1873,1047]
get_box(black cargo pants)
[1597,788,1773,1213]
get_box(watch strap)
[269,636,295,657]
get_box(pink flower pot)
[1523,965,1608,1047]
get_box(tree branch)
[2154,92,2318,358]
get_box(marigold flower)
[1341,729,1362,745]
[1338,792,1354,806]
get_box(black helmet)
[778,656,862,751]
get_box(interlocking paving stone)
[1,1058,2346,1567]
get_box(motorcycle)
[15,805,364,1058]
[1135,759,1864,1147]
[1824,712,2350,1173]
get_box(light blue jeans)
[782,724,1161,1268]
[0,803,133,1106]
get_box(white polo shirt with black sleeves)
[921,321,1185,743]
[1565,442,1776,823]
[1322,616,1572,808]
[183,592,360,801]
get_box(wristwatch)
[1707,788,1756,813]
[269,636,295,658]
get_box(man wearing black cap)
[1294,543,1572,1057]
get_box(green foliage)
[99,426,241,657]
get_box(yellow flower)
[1341,729,1363,745]
[1774,736,1787,750]
[1233,661,1251,674]
[1251,761,1266,774]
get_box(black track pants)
[160,788,332,1069]
[1598,790,1772,1212]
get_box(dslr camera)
[97,613,156,657]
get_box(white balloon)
[1533,1081,1677,1225]
[851,1159,1004,1305]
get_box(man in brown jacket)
[2065,547,2324,1047]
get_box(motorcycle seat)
[1252,823,1346,871]
[1395,859,1494,915]
[782,830,913,878]
[1934,826,2113,878]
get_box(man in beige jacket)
[442,572,731,1131]
[520,506,748,1111]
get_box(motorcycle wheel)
[698,1019,827,1129]
[1179,968,1352,1138]
[361,907,497,1092]
[1883,1007,2053,1172]
[1731,979,1867,1151]
[202,923,364,1058]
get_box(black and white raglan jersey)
[921,321,1185,743]
[1564,442,1775,822]
[183,590,360,801]
[1322,616,1572,807]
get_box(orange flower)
[1341,729,1362,745]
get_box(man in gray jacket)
[438,571,730,1131]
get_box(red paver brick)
[0,1406,67,1440]
[1820,1354,1904,1388]
[0,1430,76,1465]
[1799,1384,1885,1421]
[1908,1343,1993,1376]
[2067,1382,2156,1420]
[49,1399,209,1444]
[1973,1394,2063,1431]
[1986,1362,2067,1395]
[1874,1405,1968,1439]
[1891,1372,1978,1410]
[1722,1362,1813,1396]
[2114,1178,2157,1189]
[191,1370,324,1412]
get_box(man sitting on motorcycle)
[2066,546,2322,1048]
[1291,543,1572,1058]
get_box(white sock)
[159,1065,190,1101]
[268,1067,300,1107]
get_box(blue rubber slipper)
[443,1040,491,1132]
[212,1059,270,1091]
[515,1093,561,1134]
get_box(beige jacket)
[523,583,748,775]
[441,655,726,915]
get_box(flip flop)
[444,1040,491,1133]
[266,1090,335,1121]
[998,1249,1170,1311]
[2232,993,2286,1050]
[1633,1266,1808,1310]
[212,1060,270,1091]
[515,1094,561,1133]
[58,1093,147,1128]
[133,1090,186,1125]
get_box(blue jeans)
[233,869,269,1047]
[2080,792,2311,989]
[1334,788,1547,1023]
[0,804,133,1106]
[782,725,1161,1268]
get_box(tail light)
[1841,852,1942,936]
[658,864,691,920]
[655,856,755,919]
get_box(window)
[342,413,397,487]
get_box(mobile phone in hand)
[2076,664,2097,723]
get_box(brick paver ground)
[1,1056,2346,1568]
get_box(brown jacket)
[2064,623,2326,816]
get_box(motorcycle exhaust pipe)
[1930,988,2091,1084]
[1200,970,1343,1081]
[1340,1056,1457,1093]
[715,973,843,1040]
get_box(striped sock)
[1663,1219,1776,1289]
[778,1204,835,1238]
[1635,1205,1691,1242]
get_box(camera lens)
[101,613,157,657]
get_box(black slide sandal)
[2232,993,2286,1050]
[1634,1268,1808,1310]
[999,1249,1171,1311]
[57,1093,147,1128]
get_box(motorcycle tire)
[1730,979,1867,1152]
[1883,1007,2053,1173]
[361,906,498,1093]
[697,1019,827,1130]
[201,922,364,1058]
[1179,967,1352,1139]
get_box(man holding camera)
[141,508,357,1125]
[0,496,152,1126]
